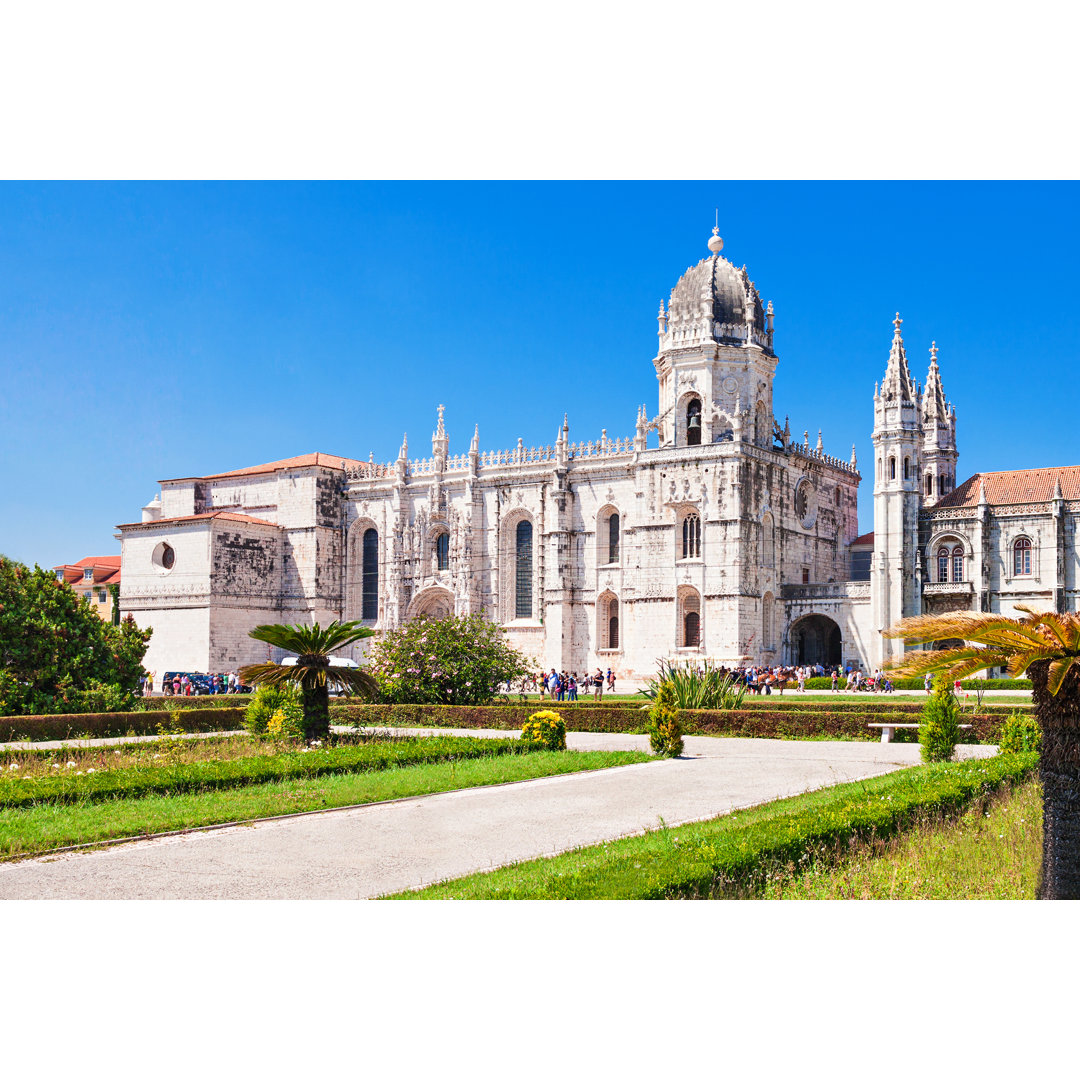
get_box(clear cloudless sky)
[2,180,1078,571]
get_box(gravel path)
[0,733,997,900]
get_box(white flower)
[114,750,121,756]
[66,761,76,768]
[86,768,96,774]
[76,771,84,776]
[8,763,19,770]
[52,763,60,769]
[311,740,322,748]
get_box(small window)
[83,568,94,580]
[684,611,700,647]
[889,458,896,480]
[435,532,450,571]
[952,549,964,582]
[97,589,107,603]
[83,591,92,600]
[937,546,950,583]
[55,570,65,582]
[608,513,620,564]
[801,568,809,585]
[835,487,842,506]
[903,457,910,480]
[926,474,933,495]
[1013,537,1032,576]
[681,514,701,559]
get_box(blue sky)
[2,181,1078,570]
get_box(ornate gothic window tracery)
[936,540,965,583]
[435,532,449,571]
[1013,537,1032,576]
[681,514,701,559]
[515,520,533,619]
[361,528,379,620]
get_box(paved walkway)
[0,733,996,900]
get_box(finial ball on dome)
[707,225,724,254]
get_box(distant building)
[53,555,121,623]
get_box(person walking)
[593,668,604,701]
[830,668,838,693]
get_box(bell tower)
[871,313,923,667]
[652,224,778,449]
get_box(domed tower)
[871,313,923,667]
[654,226,777,448]
[920,342,958,507]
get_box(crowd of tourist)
[507,668,618,701]
[139,671,249,696]
[711,663,900,695]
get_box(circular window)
[795,480,818,530]
[152,542,175,573]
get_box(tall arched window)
[937,546,949,583]
[762,513,775,569]
[889,457,896,480]
[926,473,933,496]
[435,532,450,571]
[679,588,701,648]
[1014,537,1032,576]
[682,513,701,559]
[903,457,910,480]
[952,547,964,583]
[686,398,702,446]
[684,610,700,647]
[610,610,620,649]
[361,528,379,620]
[608,513,620,564]
[936,540,965,583]
[598,591,619,649]
[515,520,533,618]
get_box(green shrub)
[244,685,303,739]
[648,681,683,757]
[521,710,566,750]
[920,675,962,763]
[639,660,747,710]
[804,676,1032,691]
[998,711,1042,754]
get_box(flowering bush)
[244,685,303,739]
[521,710,566,750]
[648,681,683,757]
[367,612,530,706]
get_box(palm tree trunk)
[302,683,331,742]
[1031,661,1080,899]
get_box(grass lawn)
[392,754,1036,899]
[0,745,649,860]
[762,777,1041,899]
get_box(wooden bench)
[868,722,973,744]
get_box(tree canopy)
[0,556,151,716]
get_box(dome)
[663,245,771,353]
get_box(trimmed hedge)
[137,696,253,711]
[0,707,247,743]
[331,702,1008,744]
[803,676,1031,691]
[0,734,537,809]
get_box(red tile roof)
[852,531,874,546]
[935,466,1080,509]
[163,452,370,483]
[116,511,279,530]
[52,556,122,586]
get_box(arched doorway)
[788,613,842,667]
[407,587,455,622]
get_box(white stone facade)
[118,230,1079,680]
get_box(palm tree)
[884,605,1080,899]
[239,621,377,742]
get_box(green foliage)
[521,710,566,750]
[639,660,747,710]
[402,753,1039,899]
[998,711,1042,755]
[803,676,1032,691]
[0,557,151,716]
[240,620,377,742]
[244,684,304,740]
[0,735,546,811]
[0,706,248,743]
[648,681,684,757]
[367,612,529,706]
[920,675,963,763]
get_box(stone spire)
[395,433,409,482]
[881,313,917,403]
[922,341,949,421]
[432,404,449,459]
[816,430,823,453]
[850,444,858,468]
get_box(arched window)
[1014,537,1032,576]
[686,398,702,446]
[952,547,964,583]
[682,514,701,559]
[835,486,842,506]
[939,472,947,494]
[679,588,701,648]
[684,610,700,647]
[515,520,533,619]
[761,513,775,569]
[889,457,896,480]
[903,457,910,480]
[600,591,617,648]
[937,546,950,583]
[435,532,450,571]
[608,513,620,564]
[361,528,379,620]
[877,457,882,480]
[926,473,933,496]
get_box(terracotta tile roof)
[116,511,280,530]
[52,556,122,585]
[934,466,1080,509]
[852,531,874,546]
[163,452,369,483]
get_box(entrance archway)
[406,586,455,622]
[788,613,842,667]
